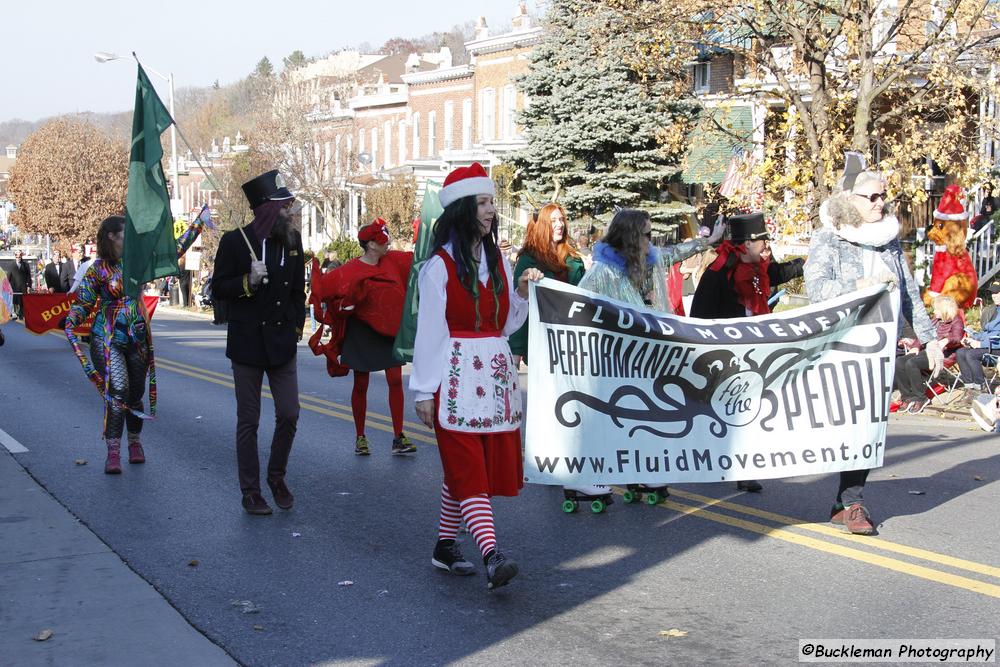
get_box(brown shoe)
[267,478,294,510]
[242,492,273,515]
[830,504,846,524]
[844,503,875,535]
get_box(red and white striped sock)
[459,494,497,557]
[437,484,462,541]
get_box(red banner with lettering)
[22,294,159,335]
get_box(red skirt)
[433,393,523,500]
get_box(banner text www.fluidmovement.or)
[524,279,900,486]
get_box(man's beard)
[271,218,299,249]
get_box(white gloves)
[924,339,945,379]
[249,260,268,288]
[856,270,898,291]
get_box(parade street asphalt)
[1,307,999,666]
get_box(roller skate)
[561,485,614,514]
[622,484,669,505]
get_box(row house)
[681,10,1000,240]
[293,2,542,251]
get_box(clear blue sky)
[2,0,538,122]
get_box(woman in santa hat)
[410,162,542,591]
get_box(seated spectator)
[895,295,964,413]
[955,281,1000,403]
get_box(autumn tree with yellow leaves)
[601,0,1000,233]
[7,118,128,244]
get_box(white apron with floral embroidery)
[439,334,522,433]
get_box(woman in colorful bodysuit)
[65,214,203,474]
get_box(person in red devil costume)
[310,219,415,455]
[689,212,804,494]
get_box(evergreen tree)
[252,57,275,79]
[511,0,695,227]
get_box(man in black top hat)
[689,212,804,493]
[212,169,306,515]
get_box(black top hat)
[727,212,770,243]
[241,170,294,209]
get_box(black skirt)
[341,318,403,372]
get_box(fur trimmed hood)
[592,241,660,271]
[819,195,899,247]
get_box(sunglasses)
[855,192,887,203]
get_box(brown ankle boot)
[105,439,122,474]
[127,434,145,464]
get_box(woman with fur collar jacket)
[804,170,941,536]
[579,209,723,312]
[567,208,722,504]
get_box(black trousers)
[894,352,931,401]
[837,468,871,507]
[956,347,990,387]
[232,357,299,494]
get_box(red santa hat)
[358,218,390,245]
[934,185,968,221]
[438,162,495,209]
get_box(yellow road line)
[667,488,1000,581]
[146,351,1000,598]
[157,355,434,435]
[154,359,437,446]
[658,498,1000,599]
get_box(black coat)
[690,258,804,320]
[43,262,64,292]
[211,228,306,367]
[8,259,32,293]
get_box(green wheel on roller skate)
[622,491,637,503]
[590,499,606,513]
[645,492,661,505]
[562,499,578,513]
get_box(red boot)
[105,439,122,474]
[127,434,145,464]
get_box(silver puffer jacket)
[804,197,935,344]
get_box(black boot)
[484,549,518,590]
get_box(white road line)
[0,428,29,453]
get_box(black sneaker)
[484,549,518,590]
[241,492,272,516]
[431,539,475,576]
[736,480,763,492]
[392,434,416,455]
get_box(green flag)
[122,64,176,298]
[393,183,442,363]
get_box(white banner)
[524,279,900,486]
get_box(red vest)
[437,249,509,335]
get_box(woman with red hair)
[509,203,585,367]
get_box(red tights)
[352,367,404,437]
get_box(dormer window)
[693,62,711,94]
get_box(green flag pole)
[393,183,442,363]
[131,52,260,265]
[169,119,260,263]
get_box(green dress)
[509,252,586,359]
